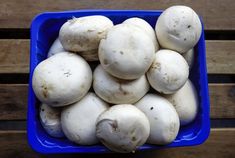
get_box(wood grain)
[0,40,234,74]
[210,84,235,118]
[0,39,29,73]
[206,40,235,74]
[0,84,28,120]
[0,128,234,158]
[0,83,234,120]
[0,0,234,30]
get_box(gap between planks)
[0,39,234,74]
[0,128,234,158]
[0,83,234,120]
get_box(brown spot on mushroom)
[118,81,129,95]
[150,107,154,110]
[87,29,94,32]
[187,25,191,28]
[132,136,137,141]
[103,59,109,65]
[167,77,179,84]
[120,51,124,55]
[41,84,48,98]
[110,120,118,132]
[97,119,119,133]
[64,70,72,77]
[152,62,161,70]
[123,91,128,95]
[184,38,187,41]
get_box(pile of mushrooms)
[32,5,201,153]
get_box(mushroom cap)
[96,104,150,153]
[182,48,194,70]
[61,92,109,145]
[78,49,98,61]
[155,5,202,53]
[39,103,64,138]
[59,15,113,52]
[135,94,180,145]
[47,38,98,61]
[32,52,92,107]
[164,80,198,125]
[147,49,189,94]
[93,65,149,104]
[123,17,159,51]
[99,23,155,80]
[47,38,65,58]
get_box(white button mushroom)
[147,49,189,94]
[39,103,64,138]
[47,38,65,58]
[32,52,92,107]
[135,94,180,145]
[99,23,155,80]
[96,104,150,153]
[61,92,109,145]
[155,5,202,53]
[93,65,149,104]
[47,38,98,61]
[59,15,113,52]
[123,17,159,51]
[164,80,198,126]
[182,48,194,70]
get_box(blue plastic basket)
[28,10,210,154]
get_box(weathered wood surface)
[209,83,235,118]
[206,40,235,74]
[0,128,234,158]
[0,84,28,120]
[0,39,29,73]
[0,0,234,30]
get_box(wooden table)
[0,0,234,157]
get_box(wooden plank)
[0,128,234,158]
[206,40,235,74]
[0,0,234,30]
[0,84,27,120]
[0,40,234,74]
[0,39,29,73]
[0,84,234,120]
[210,84,235,118]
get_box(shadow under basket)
[28,10,210,154]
